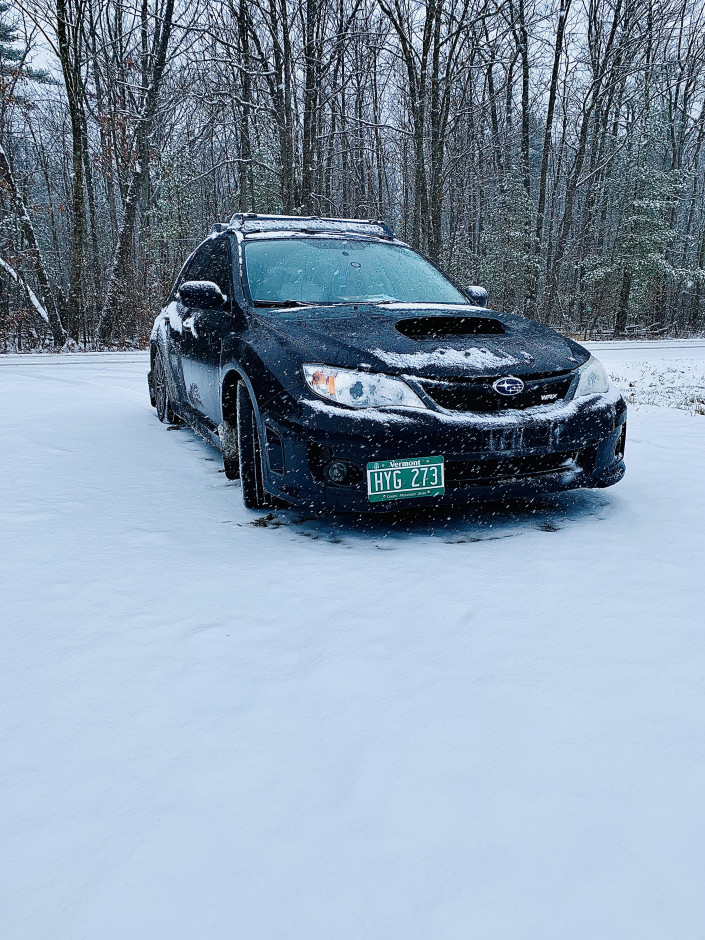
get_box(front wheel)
[236,383,272,509]
[218,419,240,480]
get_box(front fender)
[221,331,304,421]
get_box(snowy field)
[1,341,705,939]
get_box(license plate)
[366,456,445,503]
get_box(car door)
[160,258,193,409]
[174,241,219,418]
[178,237,235,424]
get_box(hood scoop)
[395,315,505,340]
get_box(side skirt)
[172,401,221,450]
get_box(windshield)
[242,237,468,306]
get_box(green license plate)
[366,455,445,503]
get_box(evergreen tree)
[479,171,536,314]
[613,166,683,335]
[0,3,51,88]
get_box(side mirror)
[465,285,488,307]
[179,280,227,309]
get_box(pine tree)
[613,166,683,336]
[0,3,51,88]
[0,3,65,348]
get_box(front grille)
[445,451,579,487]
[421,372,574,412]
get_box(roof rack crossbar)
[227,213,395,238]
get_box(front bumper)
[260,390,627,512]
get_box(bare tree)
[98,0,176,342]
[4,0,705,351]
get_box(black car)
[148,214,626,511]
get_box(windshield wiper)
[254,298,409,308]
[252,299,313,308]
[252,300,320,307]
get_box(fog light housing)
[614,425,627,461]
[325,460,349,484]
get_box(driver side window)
[174,239,232,304]
[205,240,232,300]
[184,243,215,284]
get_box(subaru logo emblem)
[493,376,524,396]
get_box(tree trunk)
[0,144,67,346]
[55,0,85,338]
[98,0,175,343]
[528,0,572,310]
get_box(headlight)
[574,355,610,397]
[302,363,426,409]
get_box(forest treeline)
[1,0,705,350]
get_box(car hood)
[253,303,589,379]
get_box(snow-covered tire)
[236,382,272,509]
[218,419,240,480]
[153,349,178,424]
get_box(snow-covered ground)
[1,341,704,939]
[587,339,705,413]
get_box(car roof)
[210,213,395,240]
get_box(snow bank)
[588,340,705,414]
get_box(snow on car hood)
[253,303,590,379]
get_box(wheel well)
[222,369,244,425]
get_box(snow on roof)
[227,214,395,239]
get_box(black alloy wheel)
[236,382,273,509]
[153,349,178,424]
[220,418,240,480]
